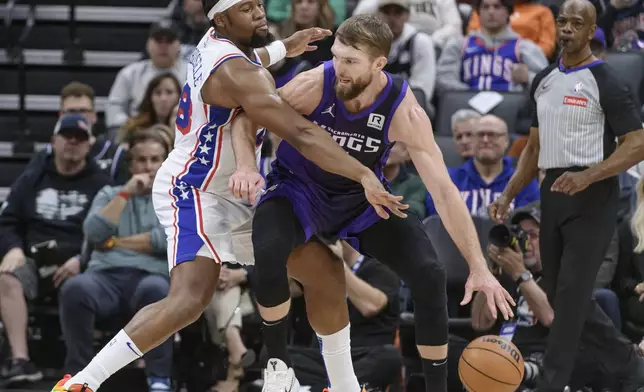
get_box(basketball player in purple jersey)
[232,14,516,392]
[49,1,410,391]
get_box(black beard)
[250,31,275,48]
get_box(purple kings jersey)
[261,61,408,239]
[461,36,521,91]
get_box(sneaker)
[322,384,380,391]
[50,374,93,392]
[3,358,43,384]
[261,358,300,392]
[148,376,172,392]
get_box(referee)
[489,0,644,391]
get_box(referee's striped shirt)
[531,59,643,169]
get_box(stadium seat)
[604,51,644,105]
[411,86,428,115]
[422,215,496,319]
[434,135,463,168]
[434,90,528,136]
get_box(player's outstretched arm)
[388,88,515,320]
[255,28,333,68]
[213,59,407,218]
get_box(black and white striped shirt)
[531,60,642,169]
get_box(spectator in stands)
[203,263,256,392]
[268,24,313,89]
[450,109,481,160]
[288,240,402,391]
[384,144,427,218]
[619,179,644,334]
[268,0,346,28]
[353,0,463,48]
[118,74,181,144]
[591,26,609,58]
[58,82,98,129]
[467,0,557,58]
[379,0,437,115]
[280,0,336,66]
[470,202,639,390]
[436,0,548,93]
[425,114,539,217]
[598,0,644,51]
[169,0,211,57]
[106,21,187,132]
[0,114,111,386]
[59,128,173,392]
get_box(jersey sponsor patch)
[563,95,588,108]
[367,113,385,131]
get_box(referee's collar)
[557,58,604,74]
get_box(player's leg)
[54,176,225,392]
[252,197,306,389]
[288,239,361,391]
[57,256,221,391]
[355,215,448,392]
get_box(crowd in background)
[0,0,643,390]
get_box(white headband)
[207,0,242,19]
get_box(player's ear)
[214,13,226,28]
[373,55,387,71]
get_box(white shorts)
[152,166,255,272]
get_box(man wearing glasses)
[425,114,540,217]
[30,82,126,183]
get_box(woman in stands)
[116,73,181,144]
[620,178,644,350]
[279,0,335,66]
[93,73,179,184]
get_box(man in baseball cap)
[149,20,180,43]
[590,27,608,59]
[52,113,93,168]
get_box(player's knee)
[405,255,446,307]
[252,233,296,308]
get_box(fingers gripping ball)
[458,335,524,392]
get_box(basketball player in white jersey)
[50,0,408,390]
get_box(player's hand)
[53,256,81,288]
[488,194,511,223]
[360,171,409,219]
[462,266,516,320]
[229,166,265,205]
[0,247,26,273]
[550,171,591,195]
[283,27,333,57]
[124,173,155,196]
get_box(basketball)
[458,335,524,392]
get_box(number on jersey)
[176,83,193,135]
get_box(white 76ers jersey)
[161,27,266,198]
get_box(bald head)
[560,0,596,24]
[557,0,597,55]
[477,115,508,135]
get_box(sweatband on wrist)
[266,40,287,66]
[117,191,130,200]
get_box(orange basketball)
[458,335,524,392]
